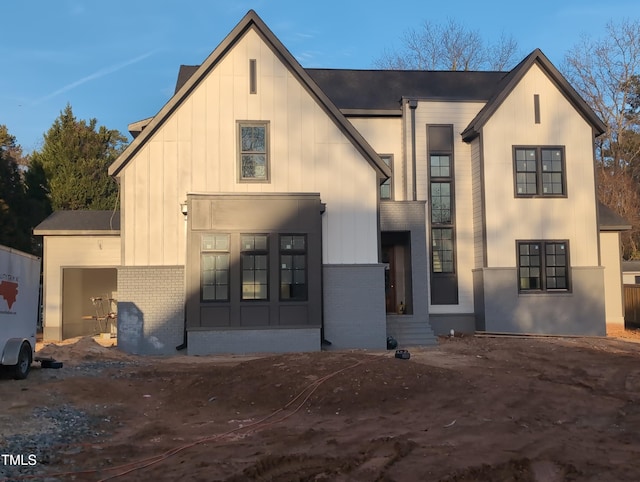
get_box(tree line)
[0,105,126,254]
[2,18,640,257]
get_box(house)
[35,10,628,355]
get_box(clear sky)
[1,0,637,154]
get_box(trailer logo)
[0,280,18,310]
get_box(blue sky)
[1,0,637,154]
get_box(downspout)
[409,99,418,201]
[320,202,331,347]
[176,200,189,351]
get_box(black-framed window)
[201,234,230,301]
[432,227,454,273]
[238,121,269,181]
[518,240,569,292]
[514,147,565,196]
[241,234,269,300]
[280,235,307,301]
[379,154,393,200]
[430,152,455,274]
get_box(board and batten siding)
[118,27,379,267]
[482,63,599,268]
[413,101,486,314]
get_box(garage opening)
[62,268,117,339]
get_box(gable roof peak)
[108,9,389,179]
[461,47,606,142]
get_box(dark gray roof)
[174,65,508,111]
[175,65,199,94]
[306,69,507,111]
[34,210,120,235]
[598,202,632,231]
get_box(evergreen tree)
[31,104,127,211]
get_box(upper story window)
[379,154,393,200]
[514,147,565,197]
[238,121,269,182]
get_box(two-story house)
[35,10,628,355]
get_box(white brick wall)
[117,266,185,355]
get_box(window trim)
[517,240,571,293]
[237,121,270,183]
[513,146,567,198]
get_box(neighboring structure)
[35,10,627,354]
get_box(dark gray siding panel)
[480,267,605,335]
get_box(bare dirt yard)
[2,327,640,482]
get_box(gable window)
[280,235,307,300]
[379,154,393,200]
[514,147,565,196]
[201,234,230,301]
[518,240,570,292]
[238,121,269,182]
[241,234,269,300]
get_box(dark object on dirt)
[41,360,63,369]
[387,336,398,350]
[395,349,410,360]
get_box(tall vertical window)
[201,234,230,301]
[241,234,269,300]
[428,125,458,305]
[518,241,569,292]
[280,235,307,300]
[514,147,565,196]
[239,122,269,181]
[379,154,393,200]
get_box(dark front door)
[382,245,396,313]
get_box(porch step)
[386,316,439,347]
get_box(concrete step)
[386,315,439,347]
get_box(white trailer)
[0,244,41,379]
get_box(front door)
[382,245,396,313]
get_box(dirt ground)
[2,326,640,481]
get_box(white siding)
[119,28,379,266]
[349,117,404,200]
[482,63,599,268]
[471,138,484,269]
[413,101,486,314]
[600,232,624,324]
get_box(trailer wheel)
[13,342,32,380]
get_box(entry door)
[382,245,396,313]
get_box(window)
[201,234,230,301]
[241,234,269,300]
[430,153,454,274]
[379,154,393,200]
[428,125,458,305]
[514,147,565,196]
[238,122,269,181]
[280,235,307,300]
[518,241,569,292]
[432,227,454,273]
